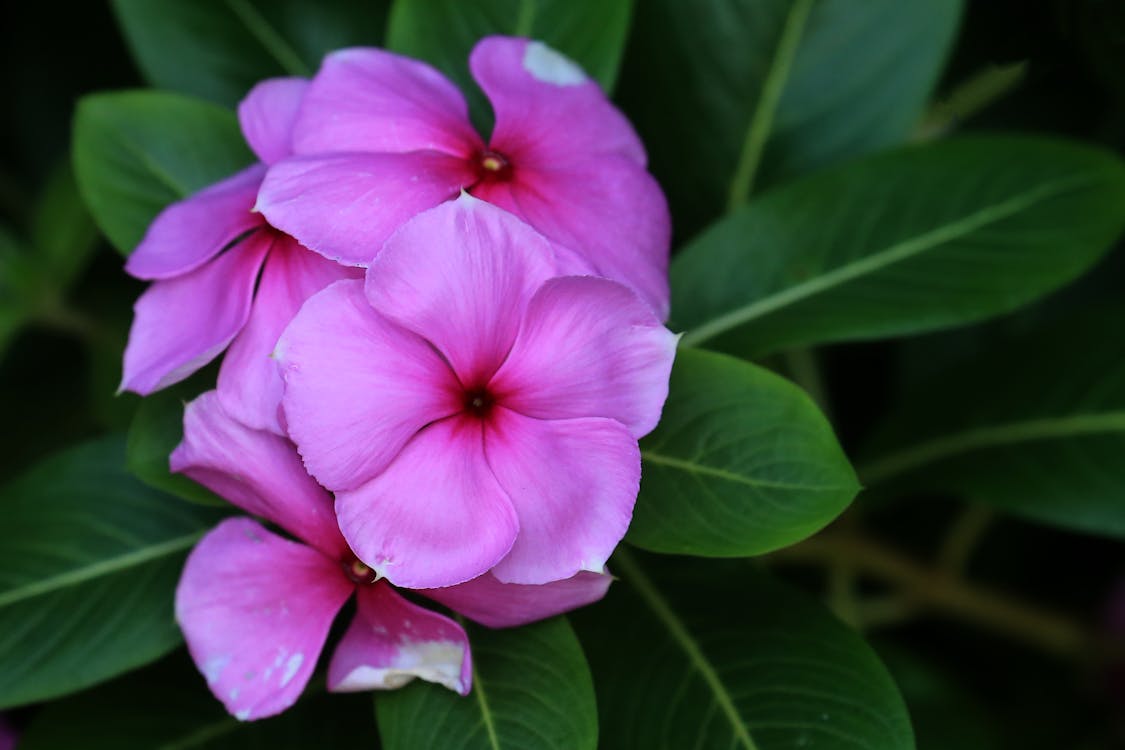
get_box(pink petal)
[175,518,353,721]
[292,47,480,157]
[470,37,646,167]
[364,195,559,385]
[336,417,519,589]
[276,279,462,491]
[328,582,471,696]
[217,236,361,435]
[490,276,677,438]
[474,156,672,319]
[238,77,309,165]
[423,570,613,628]
[171,391,346,557]
[125,164,266,280]
[121,232,270,395]
[484,408,640,585]
[257,152,475,266]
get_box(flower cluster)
[122,37,675,720]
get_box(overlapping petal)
[335,417,519,589]
[171,391,346,557]
[484,408,640,585]
[238,77,309,165]
[469,36,646,166]
[121,232,271,395]
[292,47,480,157]
[328,582,471,696]
[364,196,558,385]
[217,236,361,435]
[125,164,266,280]
[491,276,677,438]
[422,570,613,628]
[175,518,353,721]
[276,279,462,491]
[257,152,475,266]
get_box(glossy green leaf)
[629,347,857,556]
[387,0,633,128]
[29,162,99,290]
[72,91,254,256]
[674,136,1125,356]
[19,654,378,749]
[573,550,914,750]
[859,307,1125,537]
[377,617,597,750]
[126,379,225,507]
[0,437,222,708]
[619,0,961,237]
[111,0,389,107]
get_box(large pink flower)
[173,391,611,721]
[257,36,671,317]
[121,77,360,434]
[276,196,677,590]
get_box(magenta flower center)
[462,384,496,419]
[475,149,513,183]
[343,556,379,585]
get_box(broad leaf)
[126,379,225,507]
[377,617,597,750]
[673,136,1125,356]
[630,347,857,556]
[19,654,378,748]
[386,0,633,127]
[0,437,221,708]
[859,308,1125,537]
[112,0,390,107]
[29,162,99,290]
[573,551,914,750]
[619,0,961,237]
[72,91,253,256]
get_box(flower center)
[475,149,513,182]
[342,556,378,585]
[463,385,495,418]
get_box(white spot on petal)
[235,709,251,721]
[203,655,230,685]
[523,42,587,86]
[332,640,466,694]
[280,653,304,687]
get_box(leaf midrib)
[614,549,759,750]
[222,0,309,76]
[859,410,1125,486]
[0,531,205,608]
[641,450,855,492]
[682,172,1096,347]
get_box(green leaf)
[386,0,633,128]
[29,162,99,290]
[619,0,961,237]
[72,91,254,256]
[377,617,597,750]
[19,654,378,749]
[126,380,226,507]
[629,347,857,557]
[0,437,222,708]
[858,307,1125,538]
[573,550,914,750]
[674,136,1125,356]
[111,0,390,107]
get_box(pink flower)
[257,36,671,318]
[173,391,611,721]
[120,77,361,434]
[276,196,677,590]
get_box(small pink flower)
[276,196,677,590]
[257,36,671,317]
[173,391,611,721]
[120,77,360,434]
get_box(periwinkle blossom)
[258,35,671,317]
[173,391,611,721]
[121,77,360,433]
[276,196,677,590]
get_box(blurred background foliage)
[2,1,1125,748]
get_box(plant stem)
[770,533,1113,660]
[937,505,995,576]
